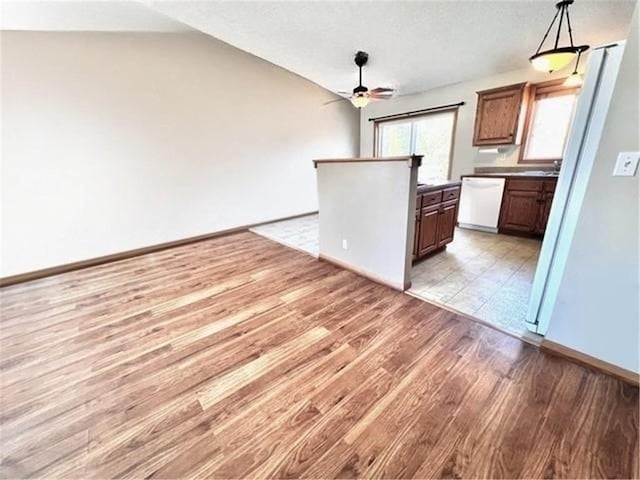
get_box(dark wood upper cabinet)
[473,83,527,146]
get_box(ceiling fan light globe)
[530,50,577,72]
[351,95,370,108]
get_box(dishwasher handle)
[462,179,505,189]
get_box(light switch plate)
[613,151,640,176]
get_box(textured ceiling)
[3,0,635,94]
[0,0,191,32]
[146,0,636,94]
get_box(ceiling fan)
[330,51,395,108]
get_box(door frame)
[526,42,626,335]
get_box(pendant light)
[530,0,589,73]
[564,50,584,86]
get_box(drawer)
[442,187,460,201]
[421,190,442,207]
[506,179,543,192]
[416,194,423,210]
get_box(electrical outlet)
[342,239,348,250]
[613,151,640,177]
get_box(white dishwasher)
[457,176,506,233]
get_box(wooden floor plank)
[0,231,637,479]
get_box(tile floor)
[251,214,542,341]
[410,228,542,340]
[250,214,319,257]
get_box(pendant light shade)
[530,48,578,72]
[530,0,589,73]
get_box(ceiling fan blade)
[323,97,351,106]
[369,87,395,94]
[369,92,394,100]
[369,95,395,102]
[337,90,352,95]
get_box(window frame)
[373,107,459,181]
[518,78,580,164]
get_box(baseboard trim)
[318,253,408,292]
[249,230,318,259]
[541,339,639,386]
[457,223,499,234]
[0,211,318,288]
[406,291,638,385]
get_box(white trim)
[319,253,409,291]
[457,223,499,234]
[526,42,626,335]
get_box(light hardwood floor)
[0,232,637,479]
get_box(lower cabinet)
[419,205,440,256]
[437,200,458,246]
[417,176,556,254]
[413,184,461,261]
[413,210,422,259]
[499,190,540,233]
[535,186,555,235]
[498,178,557,237]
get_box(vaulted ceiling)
[0,0,191,32]
[145,0,636,94]
[2,0,636,95]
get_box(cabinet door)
[413,210,420,259]
[437,200,458,247]
[499,190,540,233]
[535,191,555,235]
[473,83,526,146]
[419,206,440,256]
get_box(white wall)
[316,159,417,290]
[0,31,359,277]
[360,67,571,181]
[545,8,639,373]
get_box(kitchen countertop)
[416,180,462,194]
[462,172,559,179]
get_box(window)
[375,108,457,184]
[520,79,579,163]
